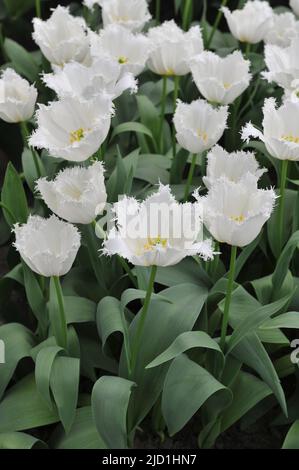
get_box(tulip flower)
[263,37,299,91]
[90,24,150,77]
[190,51,251,106]
[195,174,275,351]
[242,97,299,250]
[147,20,203,77]
[203,145,266,189]
[264,12,299,48]
[290,0,299,16]
[29,95,113,162]
[222,1,273,45]
[14,215,81,348]
[36,161,107,225]
[32,6,90,67]
[42,58,137,101]
[103,183,213,374]
[0,68,37,124]
[14,215,81,277]
[174,99,228,200]
[198,174,275,248]
[103,183,213,267]
[99,0,151,32]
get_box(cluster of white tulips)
[1,0,299,355]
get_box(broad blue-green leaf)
[1,162,28,225]
[146,331,223,369]
[0,432,47,449]
[226,293,293,355]
[4,39,39,82]
[92,376,135,449]
[111,122,153,140]
[162,354,231,436]
[22,262,48,332]
[282,421,299,449]
[21,148,46,191]
[0,323,35,400]
[220,371,272,433]
[35,346,63,409]
[64,296,96,324]
[96,296,128,352]
[262,311,299,330]
[119,283,208,430]
[50,356,80,434]
[272,231,299,293]
[51,407,107,449]
[0,374,59,432]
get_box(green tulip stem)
[206,0,228,48]
[220,245,237,351]
[130,265,157,375]
[184,154,197,202]
[278,160,289,251]
[20,121,41,178]
[52,276,67,350]
[158,76,168,153]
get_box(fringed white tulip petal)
[0,68,37,123]
[36,162,107,224]
[32,6,90,67]
[29,96,113,162]
[147,21,204,76]
[100,0,151,32]
[90,25,151,77]
[222,1,273,44]
[13,215,81,277]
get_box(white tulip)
[222,1,273,44]
[290,0,299,16]
[263,37,299,91]
[14,215,81,277]
[36,162,107,225]
[197,174,276,248]
[0,68,37,123]
[242,97,299,161]
[99,0,151,32]
[42,58,137,101]
[190,51,251,105]
[147,20,203,76]
[103,184,214,267]
[29,95,113,162]
[32,6,90,67]
[203,145,266,189]
[90,24,150,77]
[173,99,228,154]
[284,79,299,103]
[264,12,299,48]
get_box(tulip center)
[282,133,299,144]
[230,215,245,223]
[70,128,85,144]
[223,82,232,90]
[143,236,168,251]
[197,129,208,142]
[118,56,129,64]
[164,68,175,77]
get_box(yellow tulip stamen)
[118,56,129,64]
[70,128,85,145]
[197,129,208,142]
[230,215,245,223]
[223,82,232,90]
[164,68,175,77]
[282,134,299,144]
[143,237,168,252]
